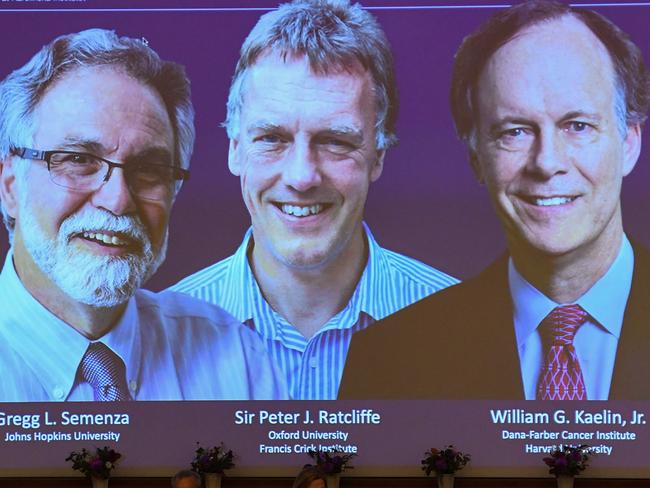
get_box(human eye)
[326,141,355,156]
[499,127,529,139]
[495,126,534,150]
[56,152,94,164]
[133,163,173,185]
[563,121,594,134]
[316,133,360,155]
[50,152,102,176]
[324,137,354,150]
[254,133,287,145]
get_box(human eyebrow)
[58,136,105,155]
[246,121,284,136]
[317,126,364,146]
[58,137,174,166]
[488,117,535,133]
[126,147,174,166]
[559,111,602,124]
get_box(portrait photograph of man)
[0,28,286,401]
[1,1,648,407]
[339,0,650,401]
[171,0,458,400]
[0,0,650,478]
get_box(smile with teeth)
[280,203,324,217]
[81,231,129,246]
[527,196,577,207]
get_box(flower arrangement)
[306,449,355,474]
[191,443,235,474]
[543,445,592,476]
[65,446,121,479]
[422,445,471,476]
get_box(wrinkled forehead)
[242,50,374,98]
[238,51,376,124]
[257,45,369,75]
[31,65,174,153]
[481,15,617,90]
[34,65,167,116]
[475,15,619,113]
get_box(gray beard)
[19,201,166,308]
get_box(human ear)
[0,157,20,219]
[369,150,385,182]
[621,123,642,177]
[228,138,241,176]
[469,151,485,184]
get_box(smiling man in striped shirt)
[171,0,458,399]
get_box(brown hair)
[450,0,650,154]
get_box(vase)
[90,477,109,488]
[326,474,341,488]
[204,472,222,488]
[437,474,454,488]
[556,475,575,488]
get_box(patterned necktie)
[536,305,588,400]
[80,342,132,401]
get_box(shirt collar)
[353,222,390,321]
[228,227,260,323]
[0,250,141,400]
[510,235,634,348]
[100,295,142,395]
[231,223,386,335]
[0,250,88,400]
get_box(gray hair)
[225,0,398,150]
[0,28,195,237]
[171,469,201,488]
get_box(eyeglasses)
[11,147,190,202]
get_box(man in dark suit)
[338,0,650,400]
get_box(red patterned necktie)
[536,305,588,400]
[80,342,132,401]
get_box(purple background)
[1,400,649,477]
[0,1,647,290]
[0,0,649,477]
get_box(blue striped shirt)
[0,251,287,401]
[171,224,458,399]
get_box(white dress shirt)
[510,236,634,400]
[0,251,288,401]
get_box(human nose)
[529,129,569,178]
[90,166,137,215]
[281,140,322,192]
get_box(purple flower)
[435,459,448,471]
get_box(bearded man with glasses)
[0,29,287,402]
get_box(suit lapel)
[466,255,525,399]
[609,243,650,399]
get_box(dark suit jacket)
[338,243,650,400]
